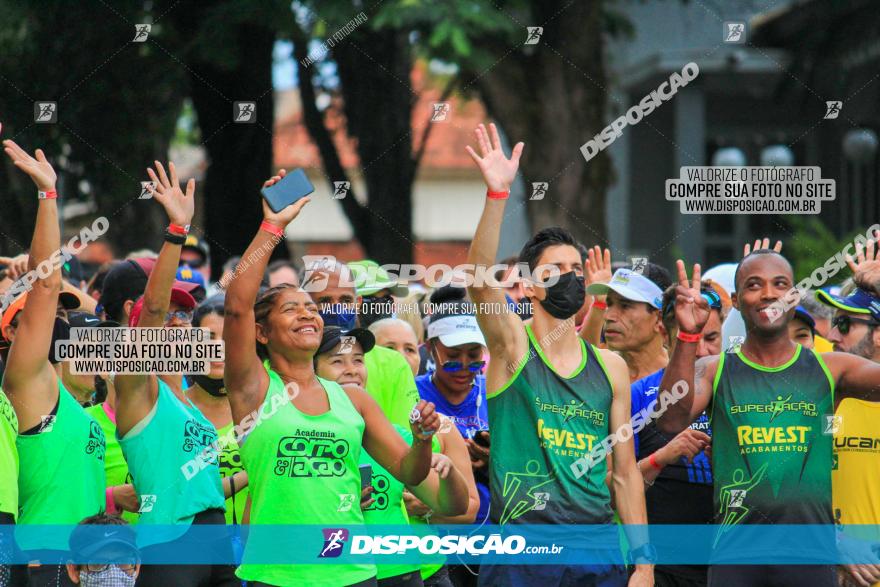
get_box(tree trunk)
[183,23,279,279]
[472,0,611,245]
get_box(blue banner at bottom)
[1,524,878,565]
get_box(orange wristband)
[486,189,509,200]
[649,453,663,470]
[38,190,57,200]
[592,300,607,310]
[260,221,284,237]
[167,223,189,235]
[677,331,702,343]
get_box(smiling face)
[256,288,323,357]
[733,253,795,336]
[315,341,367,387]
[430,339,484,395]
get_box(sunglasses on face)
[441,360,486,373]
[179,258,206,269]
[831,315,880,335]
[166,310,193,324]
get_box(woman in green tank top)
[223,171,442,587]
[113,162,238,586]
[314,325,473,587]
[185,295,249,526]
[0,140,106,583]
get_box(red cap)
[127,286,197,327]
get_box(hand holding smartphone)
[261,168,315,213]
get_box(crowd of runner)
[0,122,879,587]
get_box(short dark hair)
[518,227,579,273]
[268,259,299,274]
[193,294,225,327]
[734,249,791,291]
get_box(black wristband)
[164,230,187,245]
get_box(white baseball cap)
[585,268,664,310]
[427,314,487,348]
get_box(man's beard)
[847,329,876,360]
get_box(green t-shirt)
[16,381,106,550]
[237,366,376,586]
[361,424,419,580]
[84,403,138,524]
[216,422,247,525]
[119,380,225,546]
[0,387,19,518]
[365,345,420,429]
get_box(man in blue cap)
[816,286,880,360]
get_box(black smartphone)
[260,168,315,213]
[473,430,490,448]
[359,463,373,489]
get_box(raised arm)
[115,161,194,434]
[1,138,62,428]
[656,261,714,435]
[353,388,438,486]
[223,170,309,421]
[464,123,528,388]
[580,246,612,345]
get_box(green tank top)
[84,403,138,524]
[361,424,418,580]
[236,367,376,587]
[119,379,225,546]
[488,324,613,526]
[711,346,834,554]
[16,381,106,550]
[216,422,247,525]
[0,387,19,518]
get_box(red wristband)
[105,486,118,514]
[486,189,509,200]
[38,190,57,200]
[592,300,607,310]
[677,330,702,343]
[649,453,663,470]
[167,223,189,235]
[260,221,284,237]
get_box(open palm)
[146,160,195,226]
[465,123,524,192]
[3,139,57,191]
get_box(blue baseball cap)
[815,287,880,321]
[176,264,206,289]
[793,305,816,333]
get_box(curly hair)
[253,283,300,359]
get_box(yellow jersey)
[833,398,880,585]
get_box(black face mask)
[193,374,227,397]
[538,271,585,320]
[48,318,71,364]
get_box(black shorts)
[708,564,836,587]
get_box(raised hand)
[743,238,782,257]
[465,123,524,192]
[409,399,440,441]
[847,228,880,291]
[261,169,311,229]
[146,161,194,226]
[674,260,710,335]
[586,246,613,300]
[430,453,454,479]
[2,139,57,191]
[0,254,29,280]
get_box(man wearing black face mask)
[465,123,653,587]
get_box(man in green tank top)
[465,123,653,587]
[658,247,880,587]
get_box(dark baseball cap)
[66,311,119,329]
[182,234,210,262]
[99,259,153,322]
[69,523,138,563]
[317,326,375,356]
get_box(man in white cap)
[585,264,672,382]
